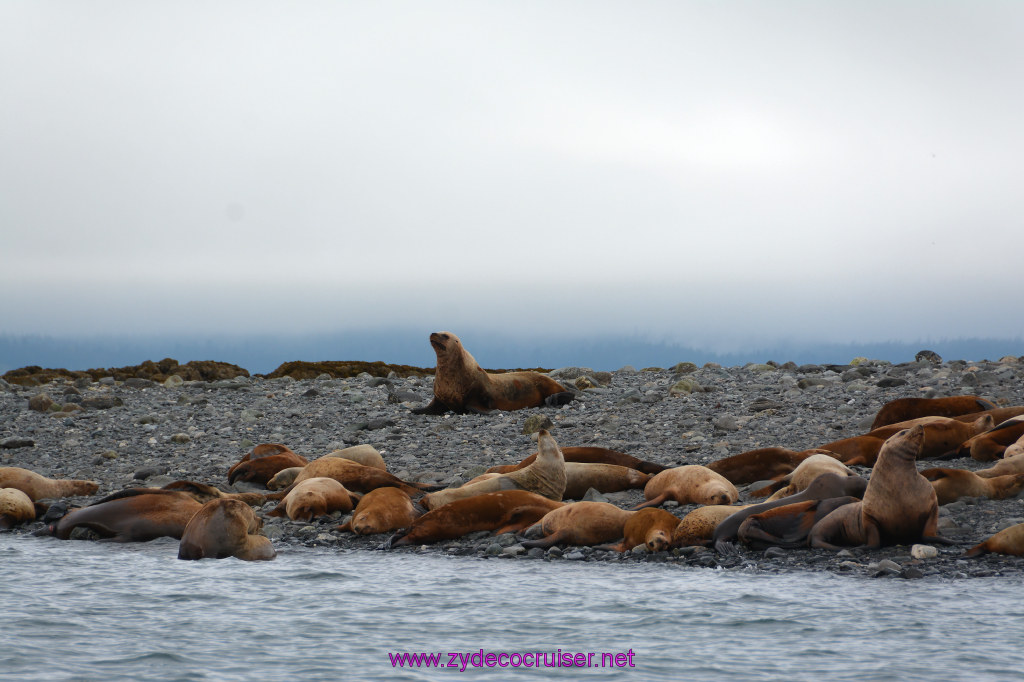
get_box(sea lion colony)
[2,340,1024,575]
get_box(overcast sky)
[2,2,1022,352]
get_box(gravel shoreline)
[3,354,1024,579]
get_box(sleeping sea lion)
[633,466,737,510]
[520,501,634,550]
[956,417,1024,462]
[226,443,308,486]
[276,457,434,499]
[965,523,1024,558]
[324,444,387,470]
[751,455,855,500]
[919,468,1024,505]
[48,489,203,542]
[601,508,680,553]
[410,331,573,415]
[673,505,752,548]
[0,467,99,502]
[178,498,275,561]
[561,463,650,500]
[706,448,819,486]
[487,446,666,475]
[337,487,421,535]
[267,477,360,522]
[0,488,39,529]
[871,395,996,430]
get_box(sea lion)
[337,487,421,535]
[965,523,1024,557]
[0,467,99,502]
[952,406,1024,425]
[561,463,651,500]
[386,490,564,548]
[633,465,738,510]
[178,498,276,561]
[267,477,360,522]
[820,415,992,466]
[808,426,946,549]
[267,467,304,490]
[673,505,751,548]
[226,443,309,486]
[324,444,387,470]
[752,455,855,500]
[813,436,886,467]
[410,331,573,414]
[919,468,1024,505]
[420,430,566,510]
[487,447,666,475]
[48,489,203,542]
[975,449,1024,478]
[706,448,818,486]
[736,496,860,549]
[712,473,868,552]
[956,417,1024,462]
[871,395,996,429]
[520,501,634,550]
[278,457,434,498]
[0,487,39,528]
[600,508,680,553]
[1003,435,1024,460]
[160,480,267,506]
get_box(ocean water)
[1,534,1022,681]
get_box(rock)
[672,362,698,375]
[916,350,942,364]
[669,378,703,396]
[484,543,503,556]
[522,415,554,435]
[133,466,169,480]
[81,396,123,410]
[713,415,740,432]
[164,375,184,388]
[170,433,191,443]
[748,398,784,412]
[1,438,34,449]
[911,544,938,559]
[28,394,55,412]
[124,378,156,389]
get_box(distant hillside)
[0,331,1020,376]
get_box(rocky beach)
[3,353,1024,579]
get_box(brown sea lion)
[324,444,387,470]
[633,465,738,510]
[0,467,99,502]
[871,395,996,430]
[601,508,680,553]
[226,443,309,486]
[160,481,267,506]
[267,467,304,490]
[673,505,751,548]
[420,430,566,510]
[277,457,434,499]
[956,417,1024,462]
[808,426,947,549]
[410,331,573,415]
[0,488,40,528]
[712,473,868,552]
[48,489,203,542]
[821,415,992,466]
[736,496,860,549]
[965,523,1024,557]
[267,478,360,522]
[337,487,421,535]
[178,498,275,561]
[952,406,1024,425]
[814,436,887,466]
[487,447,666,475]
[520,501,634,550]
[752,455,855,500]
[386,490,564,548]
[561,463,651,500]
[919,468,1024,505]
[706,448,818,486]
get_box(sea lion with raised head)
[420,430,566,510]
[267,477,360,522]
[920,468,1024,505]
[410,331,573,415]
[0,467,99,502]
[633,465,738,510]
[871,395,997,430]
[808,426,947,549]
[386,490,564,548]
[178,498,275,561]
[520,501,634,550]
[226,443,309,486]
[487,447,666,475]
[337,487,421,535]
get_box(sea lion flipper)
[544,392,575,407]
[411,399,448,415]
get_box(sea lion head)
[646,529,671,553]
[882,425,926,462]
[429,331,459,355]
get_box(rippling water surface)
[2,535,1022,681]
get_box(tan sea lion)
[48,489,203,542]
[752,455,855,500]
[671,505,750,548]
[410,331,573,414]
[871,395,996,429]
[487,447,666,475]
[520,501,634,550]
[737,496,860,549]
[226,443,309,486]
[1003,435,1024,460]
[956,417,1024,462]
[712,473,868,552]
[965,523,1024,557]
[337,487,421,535]
[386,490,564,548]
[919,468,1024,505]
[324,444,387,470]
[601,508,680,553]
[0,488,39,528]
[267,477,360,522]
[277,457,434,498]
[633,465,738,510]
[808,426,946,549]
[178,498,276,561]
[266,467,304,490]
[561,463,651,500]
[706,448,818,485]
[0,467,99,502]
[975,449,1024,478]
[420,430,566,510]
